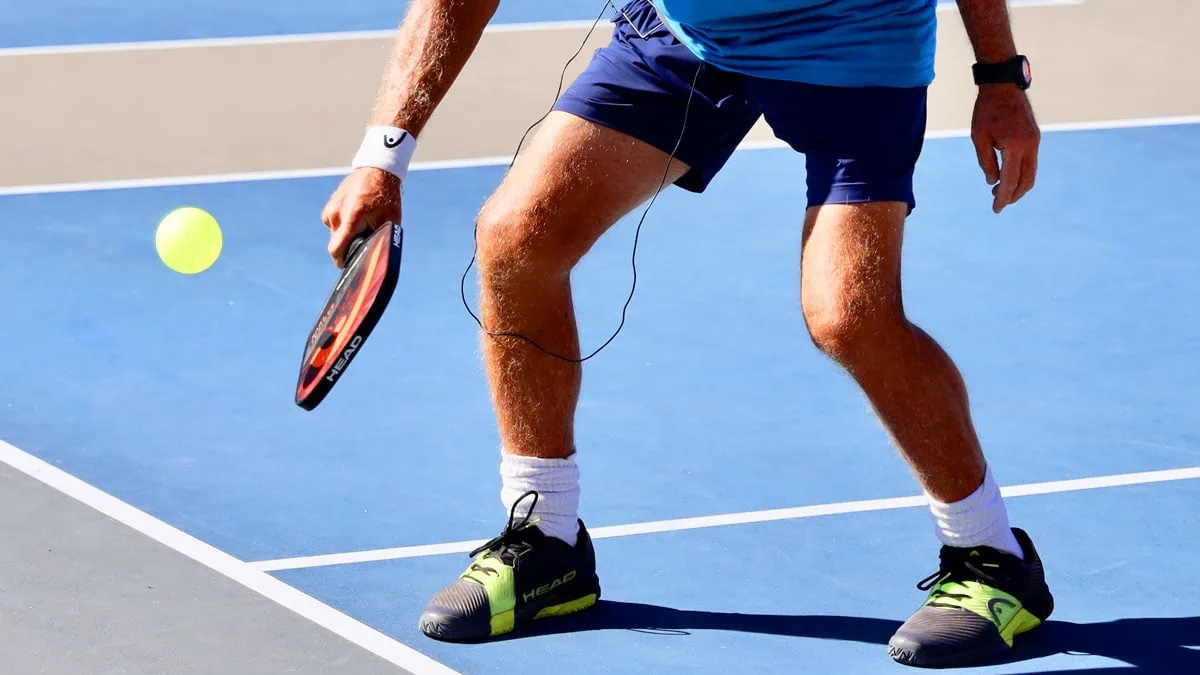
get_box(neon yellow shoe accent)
[533,593,599,620]
[490,609,515,636]
[999,608,1042,646]
[460,554,517,637]
[923,580,1042,646]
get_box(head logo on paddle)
[295,222,403,411]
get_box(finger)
[321,200,340,231]
[328,207,369,268]
[973,132,1001,185]
[1011,146,1038,204]
[321,198,339,229]
[992,146,1023,214]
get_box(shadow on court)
[504,601,1199,671]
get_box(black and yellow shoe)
[889,528,1054,668]
[418,491,600,642]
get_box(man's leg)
[418,112,689,643]
[750,81,1022,548]
[476,111,689,540]
[477,112,687,461]
[800,199,1043,573]
[799,201,997,508]
[799,201,1053,667]
[419,0,759,643]
[754,80,1053,666]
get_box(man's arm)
[955,0,1039,214]
[369,0,500,136]
[321,0,500,265]
[956,0,1017,64]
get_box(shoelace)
[916,546,1014,605]
[465,491,541,577]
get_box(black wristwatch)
[972,55,1032,90]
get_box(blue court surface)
[2,0,969,49]
[2,120,1198,673]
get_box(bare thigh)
[476,110,690,277]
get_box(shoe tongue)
[948,546,1020,582]
[945,544,1000,562]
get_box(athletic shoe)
[418,491,601,641]
[888,528,1054,667]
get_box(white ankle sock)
[500,452,581,547]
[926,466,1024,559]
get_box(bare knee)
[476,198,573,289]
[802,282,907,368]
[800,202,910,368]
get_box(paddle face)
[295,222,403,410]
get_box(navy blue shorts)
[553,0,928,211]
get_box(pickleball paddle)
[295,221,403,411]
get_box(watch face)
[1021,58,1032,86]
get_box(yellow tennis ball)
[156,207,222,274]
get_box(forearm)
[955,0,1018,63]
[370,0,500,136]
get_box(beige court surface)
[1,0,1198,189]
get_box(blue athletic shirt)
[650,0,938,88]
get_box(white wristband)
[351,126,418,183]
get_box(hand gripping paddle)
[295,222,403,410]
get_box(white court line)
[2,113,1198,198]
[0,440,459,675]
[0,0,1083,58]
[252,465,1200,572]
[0,157,506,197]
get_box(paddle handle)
[345,235,368,263]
